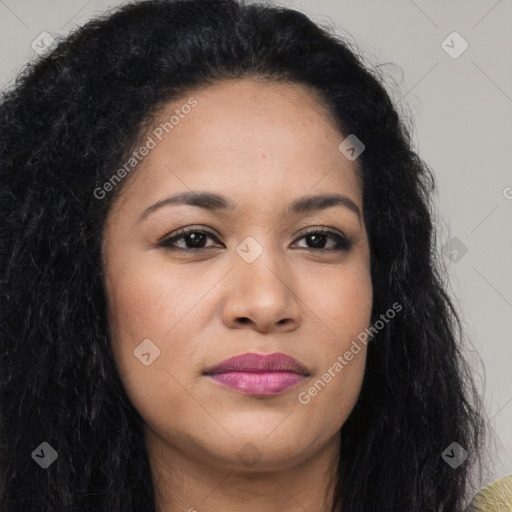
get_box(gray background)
[1,0,510,486]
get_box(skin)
[102,78,373,512]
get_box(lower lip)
[207,371,305,396]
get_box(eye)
[157,226,221,251]
[157,226,354,252]
[292,227,354,252]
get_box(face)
[102,78,373,473]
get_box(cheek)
[104,264,193,407]
[105,257,202,354]
[309,256,373,342]
[297,259,371,421]
[105,275,198,435]
[298,346,367,415]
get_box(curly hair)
[0,0,486,510]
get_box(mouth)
[203,352,309,396]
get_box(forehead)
[113,78,362,218]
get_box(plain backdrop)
[1,0,511,486]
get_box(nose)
[221,247,303,333]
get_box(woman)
[0,0,486,510]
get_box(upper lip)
[204,352,309,376]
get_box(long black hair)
[0,0,486,510]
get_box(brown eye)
[293,228,354,252]
[158,228,222,251]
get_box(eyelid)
[157,225,221,244]
[296,226,346,239]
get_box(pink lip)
[204,352,309,396]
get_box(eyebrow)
[138,191,361,223]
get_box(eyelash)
[157,226,354,253]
